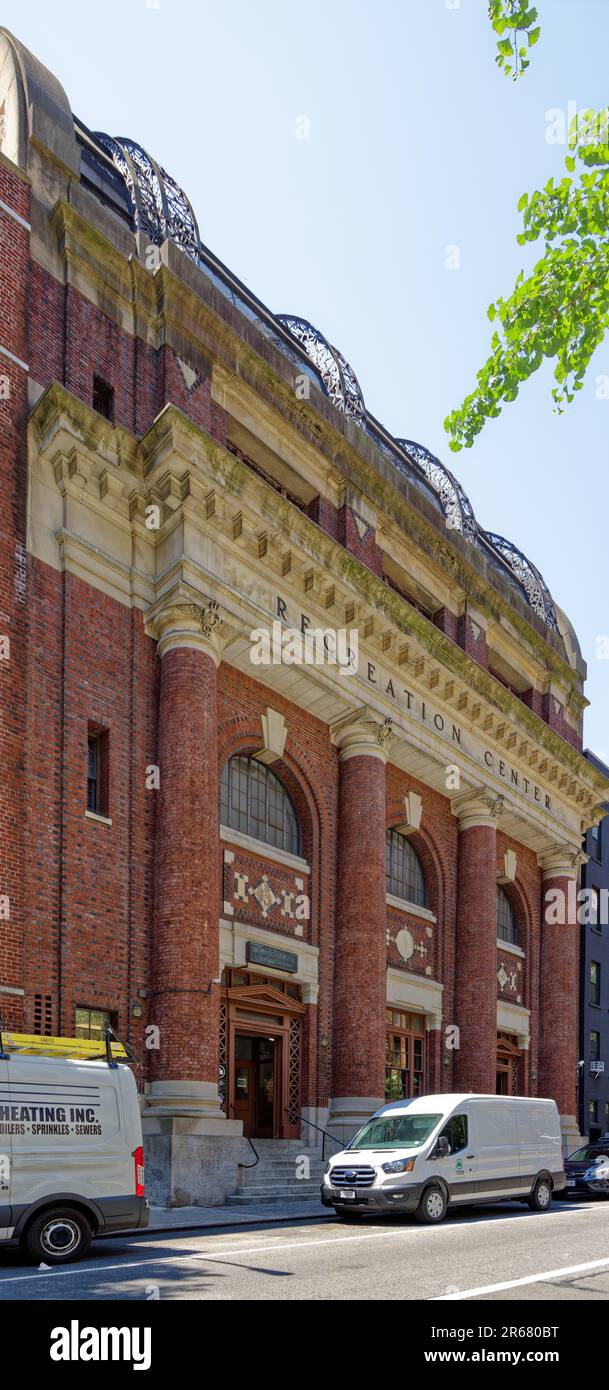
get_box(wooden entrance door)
[233,1033,277,1138]
[221,978,305,1139]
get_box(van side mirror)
[431,1135,450,1160]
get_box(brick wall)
[0,160,31,1025]
[23,566,157,1058]
[28,269,227,446]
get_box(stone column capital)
[451,788,504,832]
[539,843,587,882]
[148,592,229,665]
[331,710,393,764]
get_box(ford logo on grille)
[344,1171,357,1182]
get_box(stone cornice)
[30,378,141,476]
[36,205,582,690]
[28,384,609,814]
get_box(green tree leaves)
[445,114,609,450]
[488,0,540,80]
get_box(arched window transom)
[497,886,517,945]
[220,755,301,856]
[386,829,427,908]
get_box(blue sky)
[5,0,608,753]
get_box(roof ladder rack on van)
[103,1024,140,1069]
[0,1015,140,1067]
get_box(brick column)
[328,714,392,1145]
[452,791,503,1093]
[539,846,584,1150]
[146,597,234,1125]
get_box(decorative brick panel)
[222,844,311,941]
[386,907,434,978]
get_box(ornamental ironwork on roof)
[95,134,200,261]
[276,315,366,422]
[485,533,558,630]
[78,129,558,636]
[396,439,478,542]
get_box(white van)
[321,1093,565,1223]
[0,1030,148,1263]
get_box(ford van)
[321,1093,565,1223]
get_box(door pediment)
[227,983,305,1015]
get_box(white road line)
[0,1205,597,1288]
[432,1255,609,1300]
[0,1229,421,1285]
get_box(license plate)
[339,1189,356,1200]
[566,1180,575,1188]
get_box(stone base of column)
[326,1096,384,1150]
[559,1113,583,1157]
[143,1080,236,1123]
[301,1104,330,1149]
[141,1119,248,1208]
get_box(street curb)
[103,1209,334,1239]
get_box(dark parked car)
[565,1138,609,1197]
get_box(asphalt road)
[0,1197,607,1301]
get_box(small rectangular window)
[87,726,109,817]
[75,1006,114,1041]
[590,1030,601,1062]
[591,962,601,1007]
[92,375,114,421]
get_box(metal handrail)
[285,1107,343,1162]
[228,1104,260,1168]
[239,1135,260,1169]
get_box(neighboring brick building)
[1,29,608,1203]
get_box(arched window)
[220,755,301,856]
[497,886,517,945]
[386,829,427,908]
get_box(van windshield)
[347,1113,443,1151]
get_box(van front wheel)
[415,1184,448,1224]
[25,1207,92,1264]
[527,1178,553,1213]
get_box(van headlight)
[324,1161,331,1175]
[381,1158,415,1175]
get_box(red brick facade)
[0,33,604,1182]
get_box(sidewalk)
[111,1199,332,1237]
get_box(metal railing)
[285,1107,343,1162]
[229,1105,260,1168]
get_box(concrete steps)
[225,1140,326,1207]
